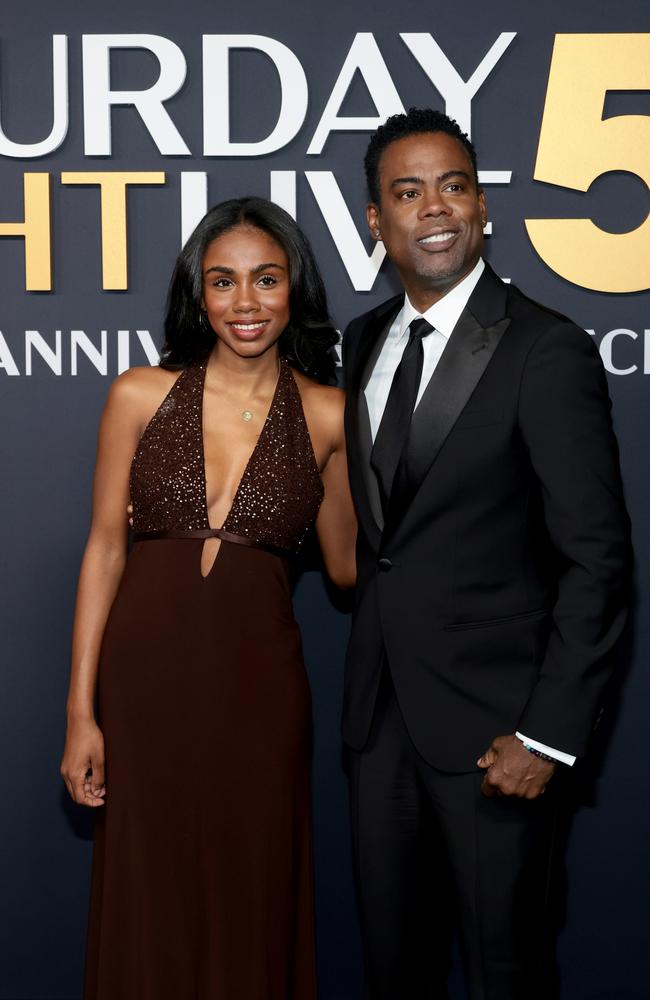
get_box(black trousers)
[347,670,561,1000]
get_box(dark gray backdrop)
[0,2,648,998]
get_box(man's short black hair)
[364,107,479,204]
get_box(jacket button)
[377,558,392,572]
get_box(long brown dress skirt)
[84,358,323,999]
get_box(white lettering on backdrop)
[0,328,647,377]
[0,35,69,157]
[0,30,517,298]
[82,35,191,156]
[0,31,516,157]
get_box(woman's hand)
[61,718,106,807]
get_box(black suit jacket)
[342,264,632,773]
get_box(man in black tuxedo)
[342,108,631,999]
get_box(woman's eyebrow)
[204,262,286,276]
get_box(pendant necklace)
[238,361,280,423]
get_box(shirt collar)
[396,258,485,342]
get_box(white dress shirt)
[365,260,485,440]
[364,258,575,767]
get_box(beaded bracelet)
[522,743,557,764]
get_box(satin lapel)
[385,267,510,531]
[345,295,403,392]
[356,392,384,532]
[344,296,402,544]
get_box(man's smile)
[417,229,459,249]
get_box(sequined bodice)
[130,358,324,554]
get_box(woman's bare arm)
[311,387,357,589]
[60,368,173,807]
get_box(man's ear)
[478,189,487,228]
[366,203,382,242]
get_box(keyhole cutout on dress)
[200,536,222,578]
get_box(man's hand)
[477,734,556,799]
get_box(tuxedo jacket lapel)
[345,295,402,543]
[386,265,510,531]
[356,331,390,532]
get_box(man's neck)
[403,259,485,316]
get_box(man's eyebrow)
[439,170,471,183]
[389,169,472,188]
[390,176,424,188]
[204,262,286,276]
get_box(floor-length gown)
[84,357,323,999]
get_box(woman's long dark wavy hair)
[160,197,338,384]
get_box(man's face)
[367,132,486,310]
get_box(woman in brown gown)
[60,198,357,999]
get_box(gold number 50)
[525,34,650,293]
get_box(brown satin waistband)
[132,527,292,559]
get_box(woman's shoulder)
[108,365,180,405]
[291,369,345,447]
[292,369,344,413]
[103,366,183,428]
[111,364,180,393]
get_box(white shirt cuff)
[515,732,576,766]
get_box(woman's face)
[201,224,291,360]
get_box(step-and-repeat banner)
[1,1,647,997]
